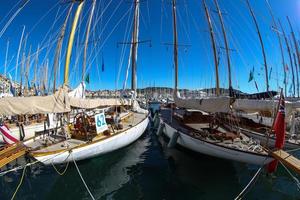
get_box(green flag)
[85,74,90,84]
[248,67,254,82]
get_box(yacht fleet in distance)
[0,0,300,199]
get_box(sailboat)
[157,0,274,165]
[0,0,149,166]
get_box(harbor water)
[0,107,299,199]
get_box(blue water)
[0,105,300,199]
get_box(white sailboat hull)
[31,116,149,165]
[161,119,273,165]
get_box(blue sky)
[0,0,300,94]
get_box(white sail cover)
[174,91,231,113]
[174,91,300,117]
[70,97,131,109]
[0,87,70,115]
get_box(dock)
[270,149,300,175]
[0,143,27,169]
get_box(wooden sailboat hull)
[28,114,149,165]
[160,119,273,165]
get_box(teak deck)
[270,149,300,175]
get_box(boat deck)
[26,112,147,154]
[159,107,267,155]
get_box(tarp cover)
[174,91,300,117]
[0,87,70,115]
[70,97,131,109]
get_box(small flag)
[85,73,90,84]
[248,67,254,82]
[27,80,31,89]
[254,80,259,92]
[33,83,39,96]
[285,64,289,72]
[289,84,293,94]
[101,54,105,72]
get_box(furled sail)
[69,97,131,109]
[0,87,70,115]
[174,91,300,117]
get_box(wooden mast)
[53,4,73,93]
[82,0,96,81]
[15,26,25,87]
[4,40,9,77]
[287,16,300,97]
[172,0,179,92]
[293,52,299,97]
[34,44,39,85]
[266,0,287,96]
[279,19,295,97]
[131,0,139,97]
[64,1,84,86]
[203,0,220,96]
[213,0,232,96]
[246,0,269,92]
[25,45,31,95]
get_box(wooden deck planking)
[270,149,300,175]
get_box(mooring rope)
[279,160,300,191]
[10,165,27,200]
[234,166,263,200]
[72,154,95,200]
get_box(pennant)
[27,80,31,89]
[254,80,259,92]
[285,64,289,72]
[248,67,254,82]
[101,54,105,72]
[85,73,90,84]
[33,83,39,96]
[289,84,293,94]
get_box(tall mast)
[266,0,286,96]
[4,40,9,77]
[293,52,299,97]
[279,19,295,97]
[53,4,73,93]
[213,0,232,96]
[20,35,28,96]
[64,1,84,85]
[34,44,39,84]
[15,25,25,84]
[287,16,300,97]
[131,0,140,97]
[203,0,219,96]
[172,0,178,91]
[246,0,269,92]
[25,45,31,95]
[82,0,96,81]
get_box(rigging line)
[85,7,132,75]
[0,0,30,39]
[27,0,61,35]
[177,9,191,43]
[72,154,95,200]
[117,5,134,89]
[0,0,21,26]
[85,0,123,67]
